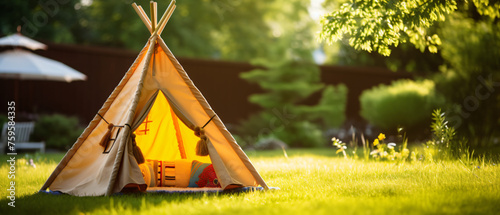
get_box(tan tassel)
[99,123,114,147]
[196,134,209,156]
[131,133,145,164]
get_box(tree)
[238,60,330,148]
[319,0,449,75]
[319,0,500,56]
[85,0,317,61]
[1,0,317,63]
[241,60,324,109]
[434,12,500,147]
[320,0,500,146]
[319,0,459,56]
[0,0,86,44]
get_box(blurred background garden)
[0,0,499,158]
[1,1,500,214]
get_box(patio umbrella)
[0,49,86,82]
[0,33,47,50]
[0,31,86,107]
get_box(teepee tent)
[40,1,268,196]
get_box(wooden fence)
[0,42,411,126]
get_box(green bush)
[234,112,274,148]
[0,115,7,128]
[296,84,348,128]
[235,111,326,148]
[272,121,324,148]
[319,84,348,128]
[360,79,445,131]
[31,114,84,150]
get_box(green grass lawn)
[1,149,499,214]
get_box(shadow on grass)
[245,147,337,159]
[0,190,249,214]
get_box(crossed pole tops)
[132,0,176,36]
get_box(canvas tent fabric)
[40,2,268,196]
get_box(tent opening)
[134,90,215,188]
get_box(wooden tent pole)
[155,0,175,35]
[150,1,157,32]
[138,6,152,31]
[133,0,175,36]
[150,1,158,76]
[132,3,152,33]
[157,5,176,35]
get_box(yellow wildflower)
[373,139,379,146]
[378,133,386,141]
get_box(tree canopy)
[0,0,316,63]
[320,0,500,145]
[319,0,500,56]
